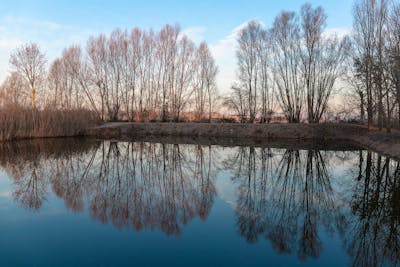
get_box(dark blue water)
[0,139,398,267]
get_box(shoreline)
[89,122,400,160]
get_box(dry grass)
[0,106,99,141]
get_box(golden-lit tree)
[9,43,46,110]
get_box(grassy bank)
[91,122,400,160]
[92,122,370,140]
[0,107,99,141]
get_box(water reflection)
[0,139,98,211]
[0,139,216,235]
[346,151,400,267]
[0,139,399,266]
[224,148,346,260]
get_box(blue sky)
[0,0,354,91]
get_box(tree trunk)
[31,84,35,110]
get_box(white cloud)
[209,20,259,94]
[0,38,22,49]
[3,15,64,31]
[180,26,206,44]
[323,27,351,39]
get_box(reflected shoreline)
[97,135,362,151]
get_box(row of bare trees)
[224,22,273,123]
[351,0,400,131]
[0,42,98,141]
[1,24,218,122]
[2,1,399,127]
[226,4,350,123]
[226,0,399,127]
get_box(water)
[0,138,398,267]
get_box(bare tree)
[344,65,366,122]
[228,21,275,123]
[157,24,180,121]
[86,34,111,120]
[0,72,27,107]
[173,35,195,121]
[386,2,400,129]
[257,29,275,123]
[352,0,400,131]
[271,12,303,123]
[51,46,85,109]
[375,0,390,131]
[353,0,384,129]
[48,59,62,108]
[142,30,158,120]
[224,85,247,123]
[194,42,218,121]
[301,4,327,123]
[9,43,46,109]
[236,21,263,123]
[301,3,350,123]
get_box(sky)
[0,0,354,92]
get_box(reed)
[0,106,99,141]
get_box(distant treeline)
[0,0,399,132]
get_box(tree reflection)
[225,147,345,261]
[0,139,399,265]
[12,161,47,211]
[223,147,272,243]
[346,151,400,267]
[0,139,97,211]
[0,139,216,236]
[82,142,217,235]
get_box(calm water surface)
[0,138,398,267]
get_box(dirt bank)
[89,122,400,160]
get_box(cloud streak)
[3,15,64,31]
